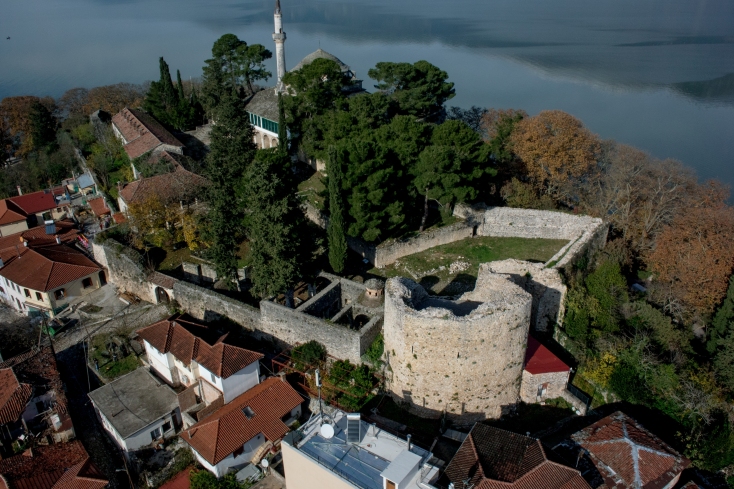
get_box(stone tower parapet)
[384,264,532,422]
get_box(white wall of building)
[192,434,267,478]
[144,340,174,384]
[220,362,261,404]
[95,403,179,452]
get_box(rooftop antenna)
[316,368,336,439]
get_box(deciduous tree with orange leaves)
[647,192,734,317]
[509,110,600,196]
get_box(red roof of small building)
[0,220,79,254]
[87,198,111,217]
[442,423,591,489]
[158,469,192,489]
[180,377,303,465]
[118,166,208,206]
[8,191,58,216]
[0,368,33,424]
[136,314,263,379]
[524,336,570,375]
[571,411,690,489]
[0,441,107,489]
[0,244,100,292]
[0,199,27,226]
[111,213,126,224]
[111,108,183,160]
[0,347,69,417]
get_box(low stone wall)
[171,280,261,330]
[373,222,474,269]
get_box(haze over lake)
[1,0,733,185]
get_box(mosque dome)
[291,48,352,74]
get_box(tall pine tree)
[206,94,256,288]
[277,93,287,153]
[243,149,312,300]
[709,275,734,353]
[327,146,348,273]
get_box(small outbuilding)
[520,335,571,403]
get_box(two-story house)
[136,314,265,407]
[0,233,102,318]
[111,108,184,167]
[0,189,70,237]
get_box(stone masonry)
[383,264,533,422]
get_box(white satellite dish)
[320,423,335,439]
[261,459,269,468]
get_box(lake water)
[2,0,733,185]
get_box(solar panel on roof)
[346,413,361,444]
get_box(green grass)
[370,236,568,295]
[297,171,326,210]
[157,247,194,271]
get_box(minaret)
[273,0,287,91]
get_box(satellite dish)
[320,423,335,439]
[261,459,269,468]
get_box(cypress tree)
[709,275,734,353]
[327,145,348,273]
[206,93,256,289]
[277,93,287,153]
[243,150,311,299]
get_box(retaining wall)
[92,241,157,303]
[372,222,475,269]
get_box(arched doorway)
[99,270,107,286]
[155,287,169,304]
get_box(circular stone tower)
[383,264,532,422]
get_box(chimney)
[278,371,286,382]
[55,236,61,244]
[407,434,412,451]
[16,185,22,196]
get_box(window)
[54,289,66,300]
[233,446,244,458]
[24,288,30,298]
[35,292,42,301]
[82,277,93,288]
[150,427,162,441]
[162,421,172,433]
[210,372,216,383]
[242,406,255,419]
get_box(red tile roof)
[0,244,100,292]
[111,213,126,224]
[158,469,192,489]
[181,377,303,465]
[86,198,110,217]
[0,368,33,424]
[0,199,27,226]
[0,347,69,417]
[524,336,570,375]
[571,411,689,489]
[8,191,58,216]
[149,272,176,289]
[136,314,263,379]
[0,441,107,489]
[0,220,79,254]
[442,424,591,489]
[111,108,183,160]
[119,166,209,206]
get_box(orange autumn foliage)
[510,110,600,194]
[647,194,734,316]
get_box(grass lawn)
[370,236,568,295]
[156,247,194,271]
[297,171,326,210]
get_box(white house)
[88,368,180,452]
[136,314,264,405]
[180,376,303,477]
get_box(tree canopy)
[143,58,203,131]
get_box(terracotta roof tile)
[119,166,208,206]
[136,315,263,378]
[524,336,571,374]
[0,347,69,417]
[571,411,689,489]
[111,213,126,224]
[180,377,303,464]
[7,192,58,216]
[442,424,591,489]
[149,272,176,289]
[111,108,183,160]
[87,198,110,217]
[0,199,27,226]
[0,368,33,424]
[0,441,107,489]
[0,220,79,251]
[158,469,191,489]
[0,244,100,292]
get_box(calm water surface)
[1,0,733,185]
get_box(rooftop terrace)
[284,410,439,489]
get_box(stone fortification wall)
[384,264,532,422]
[171,280,261,330]
[372,222,474,269]
[92,240,157,303]
[485,259,566,332]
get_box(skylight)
[243,406,255,419]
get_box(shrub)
[365,334,384,365]
[292,340,327,369]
